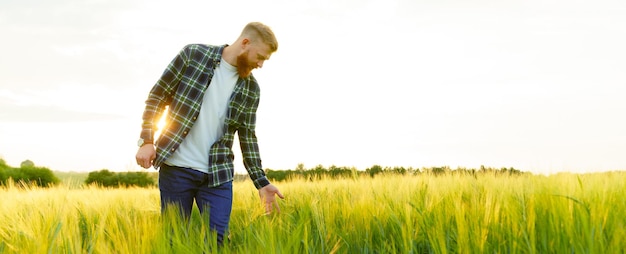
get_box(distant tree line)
[0,157,526,188]
[85,169,155,187]
[0,159,155,188]
[263,163,525,182]
[419,165,524,176]
[0,159,60,187]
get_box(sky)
[1,0,625,175]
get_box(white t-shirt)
[164,59,238,173]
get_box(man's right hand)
[136,145,156,169]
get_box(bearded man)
[135,22,284,244]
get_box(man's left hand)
[258,184,284,215]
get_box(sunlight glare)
[154,108,167,140]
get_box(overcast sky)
[1,0,625,174]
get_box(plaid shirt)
[140,44,270,189]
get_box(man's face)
[236,42,272,78]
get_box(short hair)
[241,22,278,52]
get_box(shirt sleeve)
[140,45,190,142]
[238,95,271,189]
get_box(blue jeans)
[159,164,233,243]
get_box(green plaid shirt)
[140,44,270,189]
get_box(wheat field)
[1,171,624,253]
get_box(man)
[135,22,284,244]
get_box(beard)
[236,51,254,78]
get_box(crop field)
[1,172,624,253]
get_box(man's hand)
[259,184,284,215]
[135,145,156,169]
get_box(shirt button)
[183,131,188,135]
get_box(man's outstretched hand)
[259,184,284,215]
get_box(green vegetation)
[0,171,624,253]
[0,159,59,187]
[0,159,8,184]
[265,163,524,181]
[84,169,155,187]
[0,160,157,188]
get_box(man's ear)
[241,38,250,48]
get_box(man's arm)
[140,46,190,142]
[238,117,270,189]
[136,45,190,168]
[238,94,284,214]
[239,126,284,214]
